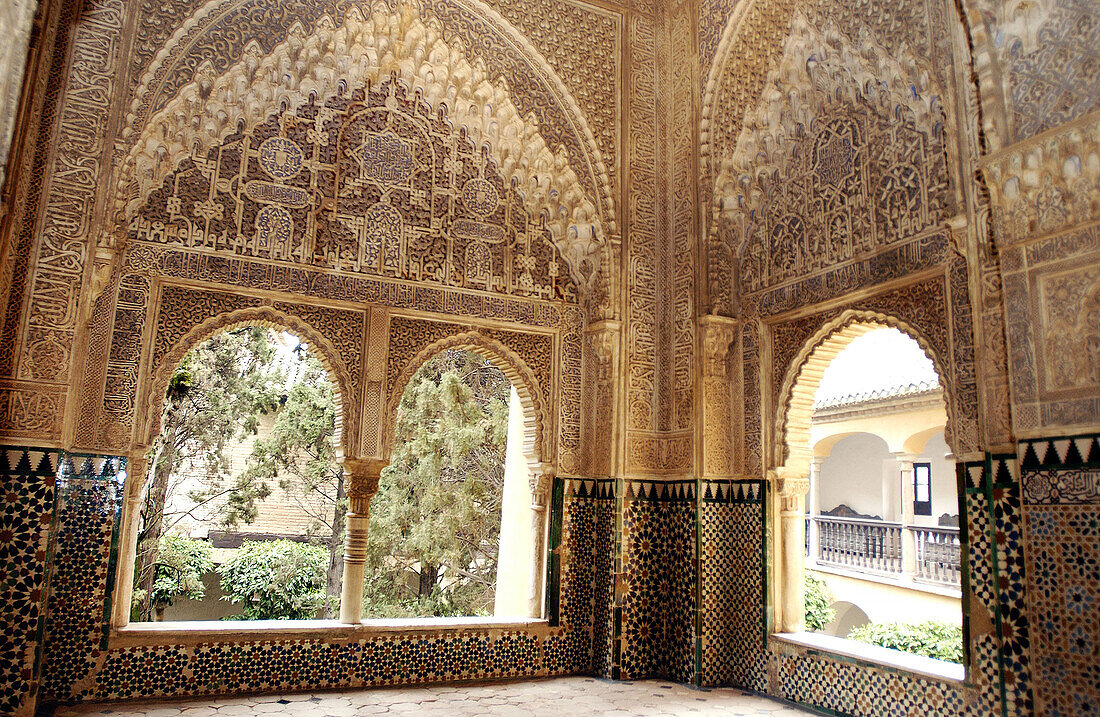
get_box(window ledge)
[772,631,965,684]
[112,616,549,647]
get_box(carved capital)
[768,467,809,512]
[125,447,152,501]
[529,463,555,509]
[340,457,386,509]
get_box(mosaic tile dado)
[0,448,59,717]
[1020,432,1100,717]
[0,439,1073,716]
[771,643,966,717]
[700,479,766,691]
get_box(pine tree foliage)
[364,350,510,617]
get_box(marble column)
[339,457,385,624]
[112,447,151,629]
[772,468,810,633]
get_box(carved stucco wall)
[0,0,623,455]
[0,0,1098,714]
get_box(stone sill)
[808,562,963,598]
[772,631,966,684]
[112,617,549,647]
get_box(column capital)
[768,467,809,499]
[529,463,555,509]
[124,446,153,500]
[340,457,387,500]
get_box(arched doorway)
[775,319,963,666]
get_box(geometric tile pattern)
[0,448,58,717]
[700,479,766,691]
[991,463,1033,717]
[1020,433,1100,717]
[9,437,1079,715]
[28,452,584,707]
[620,482,695,684]
[40,455,125,703]
[771,642,966,717]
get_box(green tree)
[846,620,963,663]
[133,534,214,619]
[804,572,836,631]
[238,351,346,618]
[364,350,509,617]
[218,540,329,620]
[132,327,285,621]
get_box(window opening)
[370,349,537,618]
[127,327,343,622]
[799,326,962,666]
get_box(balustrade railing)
[816,516,902,574]
[811,516,960,587]
[912,526,961,585]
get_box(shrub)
[846,620,963,663]
[804,572,835,631]
[218,540,329,620]
[149,534,213,608]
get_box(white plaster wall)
[493,385,533,617]
[817,433,892,519]
[811,569,962,632]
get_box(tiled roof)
[813,378,941,411]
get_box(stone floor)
[55,677,817,716]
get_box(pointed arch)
[384,330,551,494]
[142,306,354,459]
[114,0,611,291]
[773,310,954,479]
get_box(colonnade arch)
[769,310,961,639]
[114,307,354,630]
[378,332,554,620]
[113,309,557,628]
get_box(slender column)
[772,468,810,633]
[339,457,384,624]
[527,466,553,618]
[807,456,825,564]
[894,452,918,581]
[112,447,151,629]
[698,316,738,477]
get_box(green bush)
[149,534,213,608]
[804,573,835,631]
[846,620,963,663]
[218,540,329,620]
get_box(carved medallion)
[462,178,500,217]
[813,130,855,188]
[259,137,304,180]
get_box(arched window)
[123,327,344,622]
[371,349,543,618]
[780,323,963,667]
